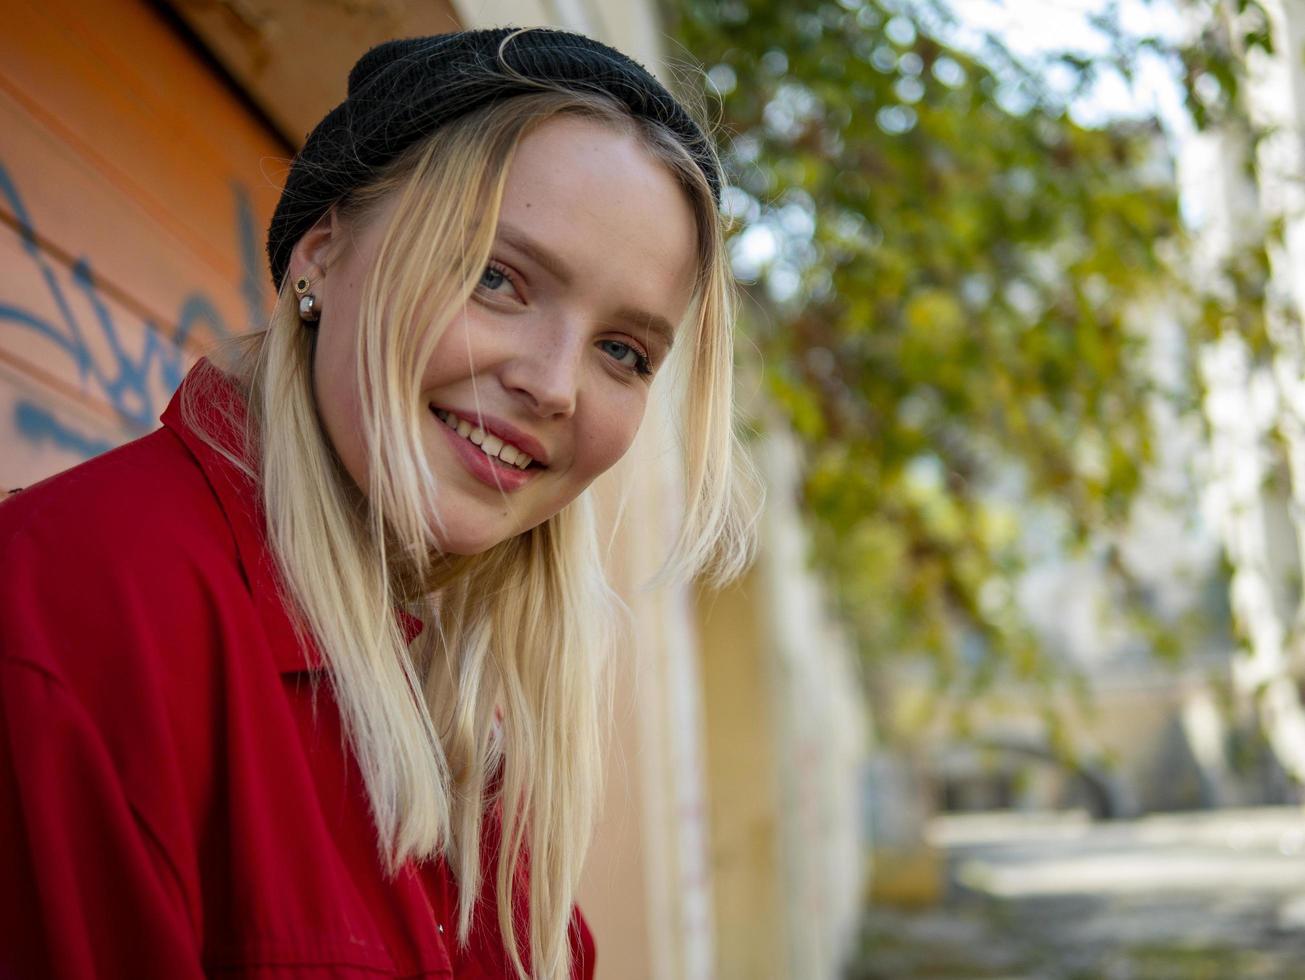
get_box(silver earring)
[294,276,320,323]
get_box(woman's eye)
[477,263,520,300]
[599,339,652,375]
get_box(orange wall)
[0,0,285,489]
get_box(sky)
[733,1,1209,290]
[940,0,1193,134]
[940,0,1232,228]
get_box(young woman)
[0,28,754,980]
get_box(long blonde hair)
[195,83,755,978]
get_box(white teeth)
[435,408,537,469]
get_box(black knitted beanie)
[265,27,721,290]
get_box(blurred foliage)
[667,0,1267,730]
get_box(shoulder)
[0,431,267,906]
[0,427,248,683]
[0,426,232,567]
[0,421,241,580]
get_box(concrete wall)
[696,565,789,979]
[698,429,870,980]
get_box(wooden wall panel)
[0,223,211,450]
[171,0,461,142]
[0,0,286,489]
[0,92,258,339]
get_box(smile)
[433,408,535,469]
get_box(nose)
[500,326,583,419]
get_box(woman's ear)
[286,209,341,286]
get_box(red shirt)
[0,362,595,979]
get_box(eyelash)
[599,339,654,377]
[478,261,521,298]
[476,259,654,377]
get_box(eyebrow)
[498,224,575,285]
[496,223,679,351]
[613,306,677,352]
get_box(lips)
[433,408,535,469]
[428,405,546,494]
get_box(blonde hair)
[194,84,755,978]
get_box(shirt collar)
[161,360,423,673]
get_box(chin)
[431,532,506,558]
[427,515,524,558]
[425,502,559,559]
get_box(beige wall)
[705,429,869,980]
[696,567,788,978]
[580,401,714,980]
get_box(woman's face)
[294,115,699,555]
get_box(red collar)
[161,360,422,672]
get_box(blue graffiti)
[0,161,266,457]
[233,180,267,333]
[15,400,114,458]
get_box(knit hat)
[266,27,721,290]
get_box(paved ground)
[849,807,1305,979]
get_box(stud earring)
[294,276,320,323]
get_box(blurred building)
[0,1,867,977]
[1188,0,1305,797]
[900,0,1305,829]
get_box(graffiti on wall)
[0,161,267,459]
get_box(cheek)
[575,389,648,478]
[420,314,478,388]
